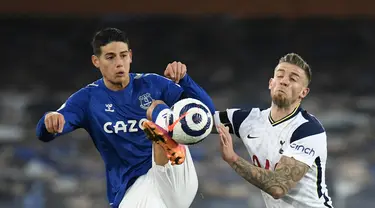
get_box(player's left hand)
[164,61,187,83]
[218,124,239,164]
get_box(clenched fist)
[44,112,65,133]
[164,61,187,83]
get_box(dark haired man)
[36,28,215,208]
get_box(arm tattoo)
[230,156,309,198]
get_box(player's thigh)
[152,146,198,207]
[119,174,167,208]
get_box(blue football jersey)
[36,73,188,207]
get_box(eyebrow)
[291,72,300,77]
[105,51,129,56]
[276,68,300,77]
[105,52,115,56]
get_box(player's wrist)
[226,153,240,165]
[151,102,169,123]
[179,73,188,84]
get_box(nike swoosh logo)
[168,112,188,132]
[247,135,258,139]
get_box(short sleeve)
[282,118,326,167]
[214,109,252,138]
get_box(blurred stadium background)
[0,0,374,207]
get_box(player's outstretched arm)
[218,124,309,199]
[212,108,251,135]
[36,89,88,142]
[212,110,236,134]
[163,61,215,114]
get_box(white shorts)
[119,109,198,208]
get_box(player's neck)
[270,102,300,122]
[103,77,130,91]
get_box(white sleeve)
[283,133,326,167]
[282,119,327,167]
[214,108,252,138]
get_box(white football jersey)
[215,106,333,208]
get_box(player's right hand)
[44,112,65,134]
[218,124,239,164]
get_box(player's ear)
[92,55,100,68]
[300,87,310,99]
[268,78,274,90]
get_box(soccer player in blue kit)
[36,28,215,208]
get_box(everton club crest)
[139,93,153,110]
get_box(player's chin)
[112,75,127,82]
[272,95,290,108]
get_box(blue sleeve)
[177,74,215,114]
[153,75,184,107]
[36,89,88,142]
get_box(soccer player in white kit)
[214,53,334,208]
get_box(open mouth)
[116,72,125,76]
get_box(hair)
[91,27,130,55]
[279,53,312,84]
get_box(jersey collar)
[268,104,301,126]
[100,74,134,94]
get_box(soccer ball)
[167,98,213,145]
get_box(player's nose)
[115,57,124,68]
[280,81,288,87]
[280,77,289,86]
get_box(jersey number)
[252,155,278,170]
